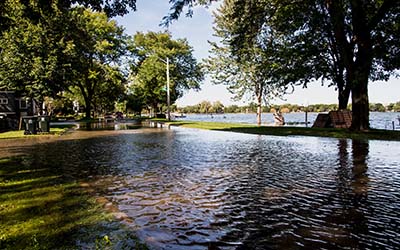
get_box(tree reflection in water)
[351,140,370,195]
[336,139,371,249]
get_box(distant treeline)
[175,101,400,114]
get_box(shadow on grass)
[0,157,148,250]
[168,121,400,141]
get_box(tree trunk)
[338,88,350,110]
[338,77,351,110]
[83,92,92,119]
[256,94,262,126]
[84,101,91,119]
[349,0,372,131]
[350,78,369,131]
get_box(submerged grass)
[0,156,148,250]
[161,120,400,141]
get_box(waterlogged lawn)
[164,120,400,141]
[0,157,148,250]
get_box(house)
[0,91,36,130]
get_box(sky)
[114,0,400,107]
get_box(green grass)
[160,120,400,141]
[0,156,148,250]
[0,125,74,140]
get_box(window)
[0,98,8,105]
[19,99,27,109]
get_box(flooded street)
[1,127,400,249]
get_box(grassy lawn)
[161,120,400,141]
[0,156,148,250]
[0,125,74,140]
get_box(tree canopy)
[212,0,400,130]
[0,3,128,118]
[161,0,217,25]
[1,0,206,119]
[204,0,289,125]
[0,1,69,100]
[66,7,128,118]
[128,31,203,113]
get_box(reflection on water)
[0,128,399,249]
[76,121,142,131]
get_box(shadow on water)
[334,139,370,248]
[351,140,370,195]
[77,121,143,131]
[333,139,399,249]
[349,140,370,246]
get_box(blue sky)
[115,1,400,107]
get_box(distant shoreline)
[180,111,400,115]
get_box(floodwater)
[1,127,400,249]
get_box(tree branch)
[368,0,398,30]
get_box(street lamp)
[166,57,171,121]
[157,56,171,121]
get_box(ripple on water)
[2,128,399,249]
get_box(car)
[115,112,123,120]
[104,113,115,122]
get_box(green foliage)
[0,1,70,100]
[214,0,400,130]
[180,101,400,114]
[125,90,145,114]
[212,100,224,113]
[369,103,386,112]
[199,100,212,113]
[180,101,399,114]
[204,0,295,124]
[1,0,137,23]
[390,102,400,112]
[225,0,400,84]
[0,0,143,117]
[0,0,208,118]
[161,0,215,26]
[0,3,128,115]
[66,8,128,118]
[128,31,203,113]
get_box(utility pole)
[166,57,171,121]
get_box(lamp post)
[166,57,171,121]
[155,56,171,121]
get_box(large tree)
[0,1,70,105]
[214,0,400,131]
[0,0,133,103]
[128,31,203,114]
[0,5,127,118]
[204,0,289,125]
[67,7,127,118]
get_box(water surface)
[1,128,399,249]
